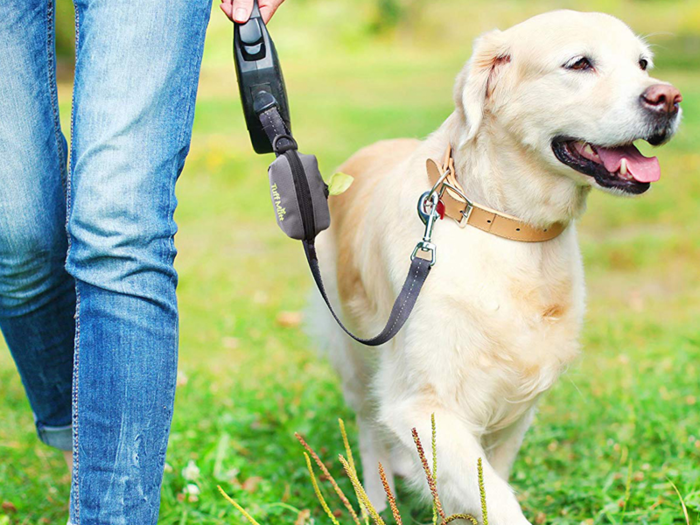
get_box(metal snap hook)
[412,191,440,266]
[417,190,439,225]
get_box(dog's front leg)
[357,413,394,513]
[484,408,535,481]
[383,405,532,525]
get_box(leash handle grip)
[233,0,292,154]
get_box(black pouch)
[268,148,330,241]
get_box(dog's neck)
[440,112,590,227]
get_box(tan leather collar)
[426,146,567,242]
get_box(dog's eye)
[565,57,593,71]
[639,58,649,71]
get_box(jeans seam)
[45,0,67,182]
[68,4,81,523]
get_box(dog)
[310,10,681,524]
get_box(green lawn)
[1,1,699,524]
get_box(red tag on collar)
[436,200,446,220]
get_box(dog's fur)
[310,10,680,523]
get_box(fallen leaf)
[242,476,263,493]
[327,172,354,196]
[295,509,311,525]
[276,311,303,328]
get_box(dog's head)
[454,10,682,196]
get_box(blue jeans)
[0,0,210,522]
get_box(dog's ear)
[454,30,511,142]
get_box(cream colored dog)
[311,10,681,523]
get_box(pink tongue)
[596,144,660,183]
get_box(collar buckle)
[459,202,474,228]
[438,180,474,228]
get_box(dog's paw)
[443,496,531,525]
[487,509,532,525]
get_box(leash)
[233,3,436,346]
[260,100,437,346]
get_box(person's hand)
[220,0,286,24]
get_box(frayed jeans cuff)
[37,423,72,451]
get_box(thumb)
[231,0,254,23]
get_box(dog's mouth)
[551,138,660,195]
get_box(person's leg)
[67,0,210,522]
[0,0,76,457]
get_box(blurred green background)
[1,0,699,524]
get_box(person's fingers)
[259,0,285,23]
[231,0,254,23]
[222,0,285,24]
[219,0,234,21]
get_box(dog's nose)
[640,84,682,115]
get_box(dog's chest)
[406,227,585,427]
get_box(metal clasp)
[411,240,437,266]
[412,191,440,266]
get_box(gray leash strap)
[304,240,432,346]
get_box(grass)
[1,0,699,523]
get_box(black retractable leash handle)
[233,1,291,153]
[232,3,434,346]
